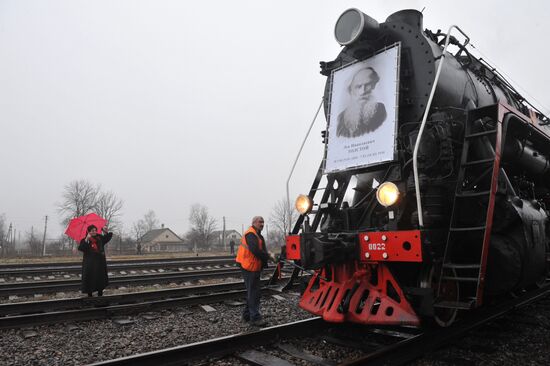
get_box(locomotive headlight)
[376,182,400,207]
[334,8,380,46]
[295,194,313,215]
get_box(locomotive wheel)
[419,264,459,327]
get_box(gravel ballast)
[0,292,311,365]
[2,289,550,365]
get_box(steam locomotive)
[276,8,550,327]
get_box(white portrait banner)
[325,44,400,173]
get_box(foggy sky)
[1,0,548,240]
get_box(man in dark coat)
[78,224,112,297]
[229,239,235,255]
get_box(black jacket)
[78,232,112,293]
[245,231,269,269]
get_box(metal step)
[449,225,486,232]
[443,263,481,269]
[455,190,491,198]
[441,276,479,282]
[462,158,495,167]
[464,130,496,139]
[434,299,476,310]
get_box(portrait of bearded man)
[336,67,387,138]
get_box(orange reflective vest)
[236,226,264,272]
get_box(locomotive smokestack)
[385,9,423,31]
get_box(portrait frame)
[324,42,401,173]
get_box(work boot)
[241,315,250,323]
[250,318,267,327]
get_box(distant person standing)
[136,242,142,255]
[236,216,269,326]
[229,239,235,255]
[78,225,112,297]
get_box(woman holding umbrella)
[78,224,112,297]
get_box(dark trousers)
[242,269,261,321]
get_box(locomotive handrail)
[413,25,470,228]
[286,98,324,233]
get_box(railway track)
[89,282,550,366]
[0,279,281,329]
[0,266,250,297]
[0,255,235,277]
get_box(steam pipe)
[286,99,324,234]
[413,25,470,228]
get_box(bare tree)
[57,180,99,226]
[269,198,298,248]
[95,190,124,232]
[58,180,124,252]
[188,204,217,251]
[26,229,42,256]
[0,214,7,257]
[131,221,146,241]
[131,209,160,250]
[141,210,160,232]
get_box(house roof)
[211,229,241,237]
[140,228,183,243]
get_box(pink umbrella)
[65,213,107,242]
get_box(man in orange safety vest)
[236,216,270,326]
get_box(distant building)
[140,227,186,252]
[211,229,242,248]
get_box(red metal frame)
[299,262,420,326]
[285,235,301,260]
[359,230,422,262]
[476,103,520,306]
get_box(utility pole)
[2,223,11,257]
[222,216,226,251]
[42,215,48,257]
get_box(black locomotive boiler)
[278,8,550,327]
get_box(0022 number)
[368,243,385,251]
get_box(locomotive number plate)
[359,230,422,262]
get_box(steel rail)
[0,267,248,297]
[0,281,255,317]
[340,283,550,365]
[90,317,327,366]
[0,284,281,330]
[0,255,234,269]
[0,257,235,275]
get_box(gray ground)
[1,289,549,365]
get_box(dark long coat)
[78,232,112,293]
